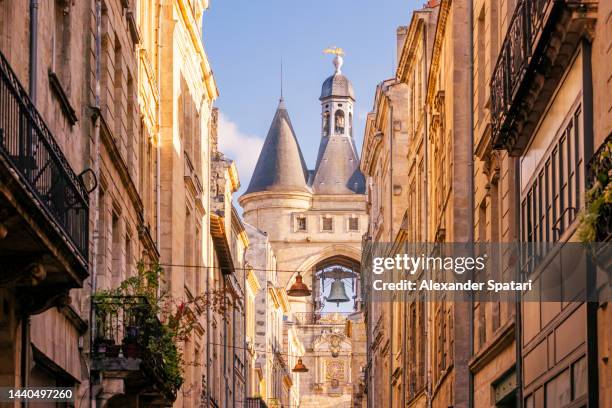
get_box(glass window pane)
[546,369,571,408]
[572,357,587,399]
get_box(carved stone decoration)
[325,360,344,381]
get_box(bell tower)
[320,49,354,139]
[313,49,364,195]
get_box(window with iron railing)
[520,105,583,272]
[521,107,584,242]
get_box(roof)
[243,99,310,195]
[312,133,366,194]
[320,73,355,100]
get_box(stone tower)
[239,56,367,407]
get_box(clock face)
[326,360,345,381]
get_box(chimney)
[396,26,408,70]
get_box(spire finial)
[280,56,284,101]
[323,47,345,74]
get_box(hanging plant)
[579,136,612,242]
[92,261,236,398]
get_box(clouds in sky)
[217,112,264,194]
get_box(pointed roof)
[243,99,310,195]
[312,134,365,194]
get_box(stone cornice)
[397,14,425,82]
[176,0,218,101]
[426,0,451,105]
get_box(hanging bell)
[326,279,350,306]
[287,272,311,297]
[292,358,309,373]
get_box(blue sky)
[203,0,420,196]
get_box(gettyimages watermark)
[362,242,612,302]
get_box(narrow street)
[0,1,610,408]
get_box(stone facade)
[0,1,95,407]
[0,1,238,407]
[362,0,610,407]
[239,59,368,407]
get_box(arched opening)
[349,112,353,136]
[315,255,360,313]
[322,111,330,136]
[334,109,345,134]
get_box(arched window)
[323,111,330,136]
[334,110,345,134]
[349,112,353,136]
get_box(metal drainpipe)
[388,98,394,408]
[468,1,475,408]
[28,0,38,104]
[514,155,522,408]
[422,22,432,408]
[89,1,102,407]
[582,38,598,408]
[156,1,162,297]
[21,2,39,403]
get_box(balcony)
[0,50,89,299]
[490,0,597,155]
[92,296,180,405]
[245,397,269,408]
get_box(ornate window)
[334,110,345,134]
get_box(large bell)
[326,279,350,306]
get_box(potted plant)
[106,342,121,358]
[122,326,141,358]
[94,336,112,355]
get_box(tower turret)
[313,52,365,194]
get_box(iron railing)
[245,397,268,408]
[490,0,555,140]
[93,295,180,401]
[0,50,89,260]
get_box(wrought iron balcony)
[245,397,269,408]
[490,0,597,155]
[0,50,89,262]
[92,295,180,404]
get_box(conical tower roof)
[243,99,310,195]
[312,133,365,194]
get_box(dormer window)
[334,110,345,134]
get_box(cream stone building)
[360,4,438,407]
[362,0,611,407]
[0,1,93,406]
[239,55,368,407]
[1,0,229,407]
